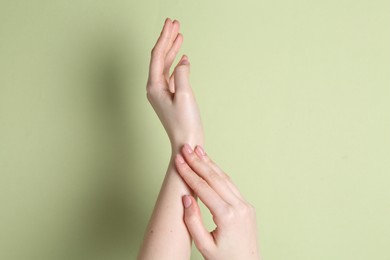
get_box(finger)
[175,154,229,217]
[149,18,173,84]
[164,33,183,83]
[182,195,215,255]
[166,20,180,56]
[173,55,191,94]
[195,147,244,199]
[182,144,242,206]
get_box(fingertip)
[176,33,183,42]
[182,195,192,208]
[183,143,193,154]
[195,145,206,157]
[160,18,173,37]
[181,55,190,65]
[164,18,173,30]
[175,154,185,164]
[171,33,183,49]
[173,19,180,28]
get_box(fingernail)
[181,56,189,65]
[196,145,206,156]
[184,144,193,154]
[176,154,185,164]
[182,195,192,208]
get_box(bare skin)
[137,18,203,260]
[176,144,260,260]
[138,18,260,260]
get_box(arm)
[137,18,203,260]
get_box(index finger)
[181,144,242,206]
[175,154,230,217]
[148,18,173,84]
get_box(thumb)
[173,55,191,93]
[182,195,214,254]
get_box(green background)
[1,0,389,259]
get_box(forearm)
[140,17,204,259]
[138,140,203,260]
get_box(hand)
[146,18,203,150]
[175,144,260,260]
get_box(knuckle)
[181,165,193,175]
[224,172,231,180]
[185,214,198,225]
[146,90,153,102]
[222,172,233,185]
[151,47,159,56]
[210,159,223,172]
[202,155,211,163]
[215,205,234,224]
[237,202,256,217]
[193,178,208,193]
[208,170,220,181]
[196,178,208,188]
[146,84,164,101]
[146,88,158,102]
[222,207,235,222]
[220,172,230,182]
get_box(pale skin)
[138,18,260,260]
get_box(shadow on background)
[1,4,165,260]
[61,29,151,260]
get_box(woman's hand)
[175,144,260,260]
[146,18,203,150]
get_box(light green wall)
[1,0,389,259]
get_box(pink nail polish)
[182,195,192,208]
[184,144,193,154]
[196,145,206,156]
[176,154,185,164]
[181,59,190,65]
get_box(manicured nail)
[182,195,192,208]
[176,154,185,164]
[195,145,206,156]
[181,56,189,65]
[184,144,193,154]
